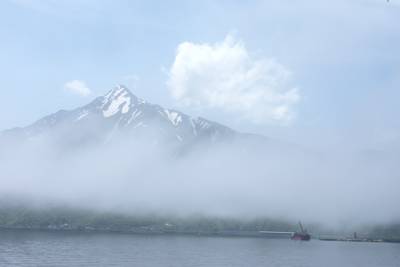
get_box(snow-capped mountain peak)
[1,85,238,149]
[101,85,145,118]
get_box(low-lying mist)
[1,129,399,230]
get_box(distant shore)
[319,237,400,244]
[0,225,291,239]
[2,226,400,244]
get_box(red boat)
[291,222,311,241]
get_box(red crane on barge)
[291,221,311,241]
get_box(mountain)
[1,85,242,152]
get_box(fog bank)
[1,130,399,228]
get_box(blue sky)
[1,0,399,149]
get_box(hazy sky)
[1,0,400,227]
[1,0,399,149]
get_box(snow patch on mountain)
[189,119,198,136]
[127,109,142,125]
[164,110,182,126]
[195,118,211,130]
[102,87,132,118]
[75,110,89,121]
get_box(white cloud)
[64,80,92,97]
[167,35,300,124]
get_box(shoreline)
[319,237,400,244]
[2,226,400,244]
[0,226,289,239]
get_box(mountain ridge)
[1,85,247,151]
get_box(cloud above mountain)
[167,34,300,124]
[64,80,92,97]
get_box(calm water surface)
[0,230,399,267]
